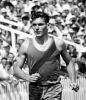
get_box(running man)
[13,11,78,100]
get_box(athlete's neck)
[35,34,49,45]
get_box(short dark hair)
[22,16,29,20]
[32,5,40,11]
[0,39,3,43]
[31,11,49,23]
[8,52,14,56]
[84,35,86,39]
[81,52,86,58]
[1,57,7,61]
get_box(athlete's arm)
[13,40,40,82]
[60,40,79,91]
[60,41,76,83]
[13,54,29,81]
[13,40,30,81]
[54,37,76,83]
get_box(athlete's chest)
[26,37,60,60]
[26,38,52,59]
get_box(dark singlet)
[26,36,61,84]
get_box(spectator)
[3,44,11,58]
[17,37,25,46]
[18,14,30,33]
[23,0,35,15]
[15,42,21,53]
[8,52,15,63]
[0,57,9,79]
[82,35,86,47]
[77,52,86,73]
[0,8,7,19]
[3,1,15,20]
[0,38,3,49]
[31,5,41,15]
[62,33,70,40]
[67,45,78,58]
[1,57,7,69]
[1,30,11,45]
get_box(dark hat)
[22,15,29,20]
[0,39,3,43]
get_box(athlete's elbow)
[67,58,75,65]
[3,74,9,80]
[13,66,19,76]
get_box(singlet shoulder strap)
[30,38,56,74]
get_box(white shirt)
[0,64,9,79]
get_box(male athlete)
[13,12,78,100]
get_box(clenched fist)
[29,73,41,82]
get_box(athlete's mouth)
[36,31,41,34]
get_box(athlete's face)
[32,18,47,37]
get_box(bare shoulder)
[19,38,30,55]
[53,36,66,51]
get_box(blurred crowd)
[0,0,85,76]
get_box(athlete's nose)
[35,25,39,30]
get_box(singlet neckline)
[32,36,54,52]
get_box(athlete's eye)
[32,23,44,26]
[38,23,44,26]
[32,24,36,26]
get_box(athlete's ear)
[47,23,50,27]
[30,20,32,27]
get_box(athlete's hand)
[29,73,41,82]
[70,82,79,92]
